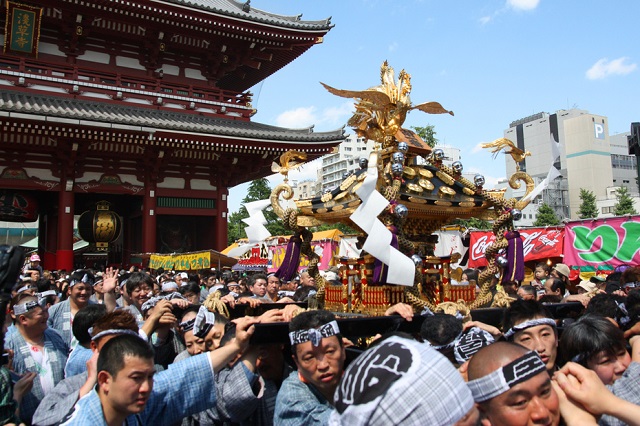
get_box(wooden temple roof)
[162,0,334,31]
[0,90,345,145]
[42,0,335,92]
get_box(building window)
[602,206,614,214]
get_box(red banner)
[469,228,564,268]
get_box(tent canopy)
[223,229,344,257]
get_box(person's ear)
[90,340,98,352]
[97,370,112,391]
[477,404,491,426]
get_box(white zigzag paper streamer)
[241,199,272,243]
[349,155,415,286]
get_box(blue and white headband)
[180,318,195,332]
[503,318,556,339]
[141,292,187,313]
[89,327,141,342]
[194,306,215,338]
[289,320,340,346]
[161,281,178,292]
[453,327,495,364]
[16,284,32,294]
[467,350,547,402]
[70,273,94,288]
[37,290,57,303]
[13,300,42,315]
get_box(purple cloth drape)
[275,234,302,282]
[503,231,524,282]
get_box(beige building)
[504,109,619,220]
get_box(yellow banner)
[149,252,210,271]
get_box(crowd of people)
[2,251,640,426]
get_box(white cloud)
[275,101,353,130]
[471,142,486,154]
[388,42,399,52]
[586,57,637,80]
[479,16,492,25]
[507,0,540,11]
[322,101,354,127]
[275,106,317,128]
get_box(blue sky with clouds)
[228,0,639,213]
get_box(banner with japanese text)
[564,216,640,267]
[4,2,43,57]
[149,251,210,270]
[469,227,564,268]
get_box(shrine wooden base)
[323,255,476,315]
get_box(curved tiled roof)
[0,91,346,143]
[160,0,333,31]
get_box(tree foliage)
[453,217,492,230]
[533,203,560,226]
[311,222,359,235]
[227,178,288,245]
[411,124,438,148]
[614,186,638,216]
[577,188,598,219]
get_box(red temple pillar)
[215,186,228,251]
[56,186,75,271]
[142,184,157,253]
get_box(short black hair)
[559,314,627,366]
[518,285,537,299]
[125,272,154,295]
[503,299,553,332]
[35,278,53,293]
[72,304,107,344]
[535,263,551,273]
[179,282,201,297]
[606,272,622,283]
[249,273,267,288]
[420,313,462,346]
[97,334,154,380]
[292,286,315,302]
[548,277,565,295]
[585,293,627,325]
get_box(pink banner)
[564,216,640,267]
[469,228,564,268]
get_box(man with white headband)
[468,341,560,426]
[503,299,558,374]
[274,310,345,425]
[6,295,69,423]
[48,269,96,347]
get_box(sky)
[228,0,640,214]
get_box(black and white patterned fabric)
[453,327,495,364]
[467,350,546,402]
[503,317,556,339]
[289,320,340,346]
[329,336,474,426]
[193,306,216,338]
